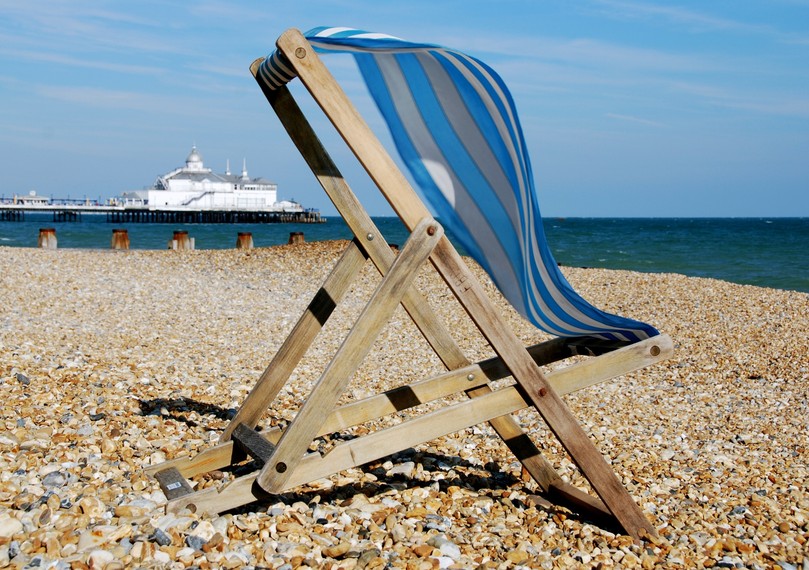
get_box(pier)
[105,208,322,224]
[3,146,324,225]
[0,203,323,224]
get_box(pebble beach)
[0,242,807,569]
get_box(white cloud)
[606,113,665,127]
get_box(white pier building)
[118,146,300,212]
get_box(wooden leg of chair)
[221,239,367,441]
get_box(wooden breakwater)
[34,228,307,250]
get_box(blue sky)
[1,1,807,217]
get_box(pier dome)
[185,146,204,171]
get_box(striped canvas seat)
[258,27,658,343]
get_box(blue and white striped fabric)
[258,27,659,342]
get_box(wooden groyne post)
[111,229,130,250]
[288,231,304,244]
[38,228,57,249]
[170,230,194,251]
[236,232,254,249]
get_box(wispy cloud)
[0,2,191,58]
[31,84,241,123]
[590,0,776,35]
[590,0,809,46]
[606,113,665,127]
[189,1,271,23]
[0,47,166,76]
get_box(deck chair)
[146,27,673,542]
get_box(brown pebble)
[322,542,351,558]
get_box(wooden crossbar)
[150,334,671,516]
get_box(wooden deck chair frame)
[147,28,672,543]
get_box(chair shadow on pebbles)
[137,399,615,528]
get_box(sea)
[1,214,807,293]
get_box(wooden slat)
[276,29,657,541]
[167,470,262,515]
[548,334,672,394]
[257,218,443,492]
[144,442,235,478]
[283,383,531,489]
[321,334,671,436]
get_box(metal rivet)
[650,345,660,357]
[366,233,374,241]
[295,47,306,59]
[275,462,287,473]
[427,225,436,236]
[538,388,547,397]
[466,373,475,382]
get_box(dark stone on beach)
[42,471,67,488]
[356,548,381,568]
[151,528,172,546]
[15,372,29,385]
[716,555,744,568]
[186,534,207,551]
[88,412,106,421]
